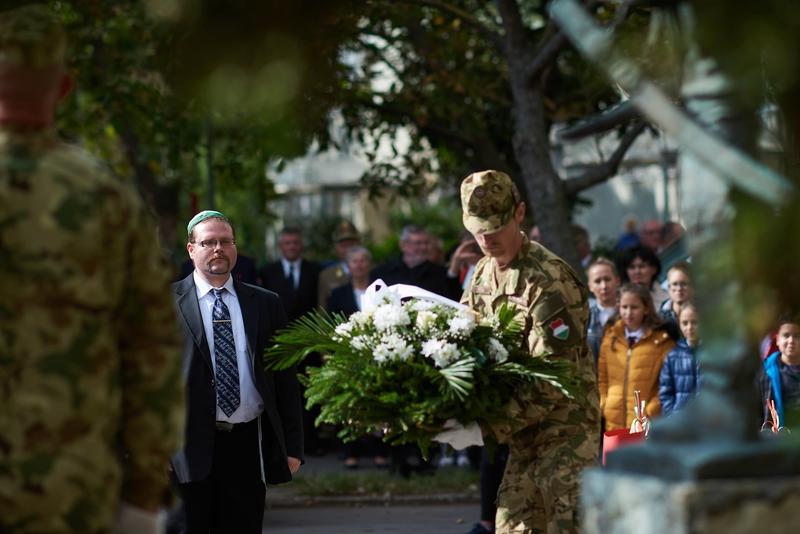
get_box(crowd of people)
[583,217,797,436]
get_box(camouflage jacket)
[463,234,600,451]
[317,261,349,309]
[0,129,184,533]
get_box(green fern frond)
[264,309,343,369]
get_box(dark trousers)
[179,419,265,534]
[480,445,509,523]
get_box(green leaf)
[438,358,475,400]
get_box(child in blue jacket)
[659,303,701,416]
[760,316,800,429]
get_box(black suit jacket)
[171,274,304,485]
[260,259,320,323]
[327,283,359,317]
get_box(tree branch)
[397,0,505,50]
[564,120,646,195]
[525,0,639,83]
[525,31,568,82]
[559,100,639,140]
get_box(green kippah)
[187,210,226,235]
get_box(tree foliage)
[330,0,644,265]
[43,0,357,262]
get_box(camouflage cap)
[461,170,520,234]
[0,5,66,67]
[332,220,359,242]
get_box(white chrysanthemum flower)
[448,312,476,337]
[421,338,461,368]
[372,303,411,331]
[480,315,501,329]
[373,333,413,363]
[415,310,437,331]
[373,344,390,364]
[487,337,509,363]
[335,322,354,338]
[421,338,444,358]
[350,335,369,351]
[410,299,435,312]
[350,311,372,327]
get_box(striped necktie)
[212,288,240,417]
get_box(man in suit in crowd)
[173,210,303,533]
[261,227,320,323]
[317,220,360,309]
[260,226,323,453]
[371,224,461,301]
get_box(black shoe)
[465,523,493,534]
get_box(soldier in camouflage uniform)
[460,170,600,533]
[317,220,360,309]
[0,6,184,533]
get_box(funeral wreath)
[264,281,580,449]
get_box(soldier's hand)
[448,240,481,276]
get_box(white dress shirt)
[280,258,302,289]
[193,271,264,423]
[353,287,366,311]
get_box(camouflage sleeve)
[114,192,184,510]
[526,278,588,358]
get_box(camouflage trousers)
[495,434,599,533]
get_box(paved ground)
[263,503,478,533]
[261,451,481,532]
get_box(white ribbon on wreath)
[361,278,467,312]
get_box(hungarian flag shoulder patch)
[549,318,570,340]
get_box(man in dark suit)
[173,210,303,533]
[371,224,461,301]
[260,227,320,323]
[260,226,322,454]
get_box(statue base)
[605,441,800,480]
[581,469,800,534]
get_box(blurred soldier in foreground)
[0,6,184,533]
[460,170,600,533]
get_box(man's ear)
[57,72,74,101]
[514,202,526,223]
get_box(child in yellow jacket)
[599,283,675,430]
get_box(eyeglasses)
[669,281,690,288]
[195,239,236,249]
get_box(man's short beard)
[206,258,230,273]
